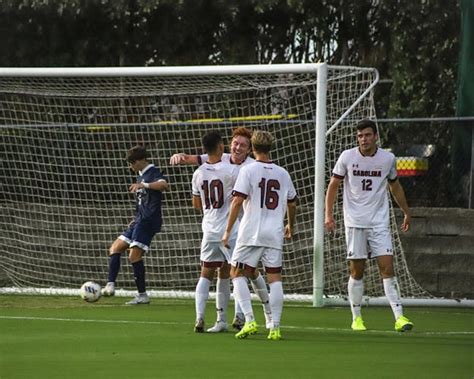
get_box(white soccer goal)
[0,64,462,306]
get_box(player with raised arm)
[191,131,240,333]
[325,119,414,332]
[223,130,297,341]
[171,127,273,331]
[101,146,169,305]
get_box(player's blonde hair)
[251,130,274,153]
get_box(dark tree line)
[1,0,469,207]
[0,0,461,118]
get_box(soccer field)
[0,295,473,379]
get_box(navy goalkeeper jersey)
[134,164,167,229]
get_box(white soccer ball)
[80,281,101,303]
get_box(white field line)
[0,315,473,336]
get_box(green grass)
[0,295,473,379]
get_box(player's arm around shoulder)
[169,152,201,165]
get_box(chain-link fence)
[378,119,473,208]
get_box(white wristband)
[143,182,150,189]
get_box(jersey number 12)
[361,179,372,191]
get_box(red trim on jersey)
[332,173,345,179]
[288,197,297,203]
[204,160,222,165]
[358,147,378,157]
[232,190,248,199]
[197,155,202,165]
[388,177,398,183]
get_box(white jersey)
[192,160,240,242]
[199,152,254,168]
[233,160,297,249]
[332,147,397,228]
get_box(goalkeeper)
[325,119,413,332]
[102,146,169,305]
[170,127,273,331]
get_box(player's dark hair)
[127,145,149,163]
[202,130,223,154]
[356,119,377,134]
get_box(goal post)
[2,63,466,306]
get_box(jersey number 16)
[258,178,280,210]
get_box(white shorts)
[231,244,282,269]
[345,227,393,260]
[200,239,235,264]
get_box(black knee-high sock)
[132,260,146,293]
[108,253,121,283]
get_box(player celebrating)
[191,131,240,333]
[170,127,273,331]
[325,119,414,332]
[102,145,169,305]
[223,130,297,341]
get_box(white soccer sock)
[232,279,244,319]
[268,281,284,328]
[383,277,403,320]
[251,274,271,318]
[232,276,254,323]
[234,301,244,320]
[216,277,230,323]
[348,277,364,320]
[195,277,211,320]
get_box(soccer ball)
[79,281,101,303]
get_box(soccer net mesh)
[0,65,429,301]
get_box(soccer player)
[170,127,273,331]
[102,145,169,305]
[191,131,240,333]
[325,119,414,332]
[223,130,297,340]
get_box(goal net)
[0,64,430,304]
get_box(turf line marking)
[0,315,186,326]
[1,315,473,336]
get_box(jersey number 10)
[201,179,224,209]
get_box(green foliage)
[0,0,461,124]
[387,0,460,117]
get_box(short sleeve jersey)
[332,147,397,228]
[192,161,240,242]
[232,160,297,249]
[135,164,167,229]
[199,153,255,167]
